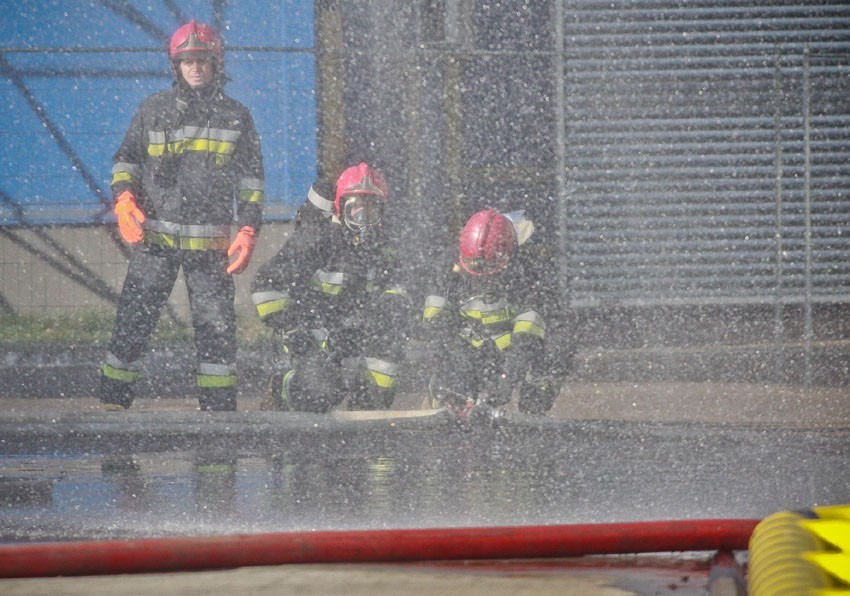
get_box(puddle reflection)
[1,422,847,542]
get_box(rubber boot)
[99,375,134,410]
[199,387,237,412]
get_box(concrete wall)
[0,223,294,320]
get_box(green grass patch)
[0,310,271,345]
[0,312,115,343]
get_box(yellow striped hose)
[748,504,850,595]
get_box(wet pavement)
[0,398,847,542]
[0,388,847,594]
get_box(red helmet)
[334,163,388,238]
[169,21,223,66]
[459,209,517,276]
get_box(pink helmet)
[458,209,517,276]
[334,163,388,242]
[169,21,223,66]
[334,162,388,217]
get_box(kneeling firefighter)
[421,208,568,418]
[250,163,413,412]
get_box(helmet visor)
[341,195,383,231]
[459,254,509,276]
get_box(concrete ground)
[0,559,701,596]
[0,380,845,594]
[3,380,848,429]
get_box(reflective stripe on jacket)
[142,219,232,250]
[110,85,265,231]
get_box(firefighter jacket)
[110,81,264,249]
[251,216,411,394]
[421,213,549,384]
[251,217,410,348]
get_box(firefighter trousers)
[99,243,237,410]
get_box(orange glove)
[113,191,145,244]
[227,226,257,274]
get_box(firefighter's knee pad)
[347,357,398,410]
[285,356,343,413]
[287,373,341,413]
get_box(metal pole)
[802,46,813,388]
[772,47,786,382]
[554,0,569,302]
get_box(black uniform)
[251,203,411,412]
[421,213,565,415]
[100,79,264,411]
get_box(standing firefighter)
[422,208,566,420]
[99,21,265,411]
[251,163,412,412]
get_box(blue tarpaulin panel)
[0,1,316,225]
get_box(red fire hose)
[0,519,758,578]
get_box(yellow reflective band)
[240,189,264,204]
[168,139,237,156]
[464,334,512,349]
[144,231,176,248]
[513,319,545,339]
[178,236,230,250]
[310,270,344,295]
[196,374,237,388]
[462,307,512,325]
[482,310,512,325]
[102,363,140,383]
[190,138,235,154]
[257,298,289,319]
[144,231,229,250]
[311,281,342,295]
[148,139,237,158]
[111,172,135,185]
[423,306,445,321]
[494,332,512,350]
[368,369,396,389]
[321,283,342,295]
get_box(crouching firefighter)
[98,21,265,411]
[421,208,566,419]
[251,163,413,412]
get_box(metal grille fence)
[556,2,850,307]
